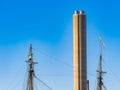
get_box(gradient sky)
[0,0,120,90]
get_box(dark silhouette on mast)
[97,36,107,90]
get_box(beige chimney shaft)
[73,10,87,90]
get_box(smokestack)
[73,10,87,90]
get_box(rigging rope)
[33,48,73,68]
[33,48,96,77]
[103,59,120,81]
[34,75,53,90]
[5,62,26,90]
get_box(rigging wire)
[33,48,96,78]
[94,78,97,90]
[26,71,30,90]
[9,75,25,90]
[35,72,73,77]
[102,83,107,90]
[34,75,53,90]
[34,77,38,90]
[22,65,29,90]
[5,62,26,90]
[33,48,73,68]
[102,59,120,81]
[9,64,28,90]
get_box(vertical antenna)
[26,44,38,90]
[97,36,106,90]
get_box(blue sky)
[0,0,120,90]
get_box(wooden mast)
[26,44,37,90]
[97,36,106,90]
[29,44,34,90]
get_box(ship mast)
[26,44,38,90]
[97,36,107,90]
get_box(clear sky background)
[0,0,120,90]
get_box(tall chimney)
[73,10,87,90]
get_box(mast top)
[99,35,104,55]
[29,44,33,60]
